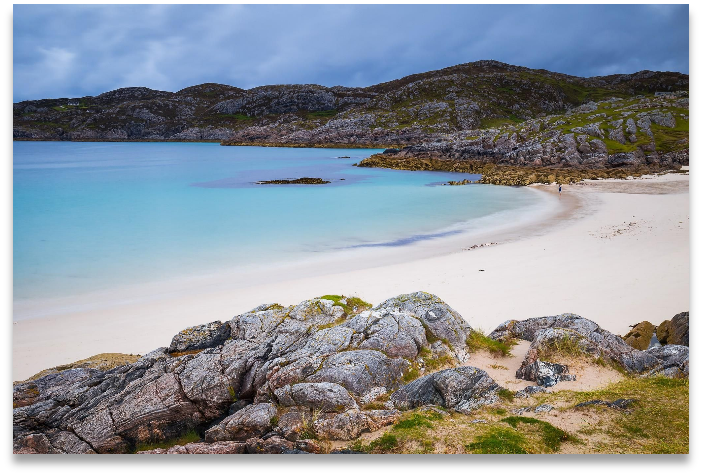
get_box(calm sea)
[13,142,549,300]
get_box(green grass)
[466,330,515,356]
[417,346,456,373]
[317,294,372,315]
[402,364,421,383]
[538,332,585,361]
[651,117,689,153]
[481,117,521,129]
[393,412,443,430]
[227,386,237,402]
[501,416,571,452]
[307,109,337,118]
[497,388,514,403]
[562,376,689,453]
[465,427,528,454]
[215,113,254,121]
[353,409,444,453]
[134,429,201,453]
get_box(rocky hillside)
[13,61,688,148]
[14,292,689,454]
[357,91,689,180]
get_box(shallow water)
[13,142,548,300]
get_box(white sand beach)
[12,173,689,381]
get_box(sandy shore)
[12,173,689,380]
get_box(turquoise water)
[13,142,545,300]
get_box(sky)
[13,4,689,102]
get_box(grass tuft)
[501,416,571,452]
[466,330,515,356]
[134,429,201,453]
[317,294,372,315]
[465,427,528,454]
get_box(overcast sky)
[13,4,689,102]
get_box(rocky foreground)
[13,292,689,454]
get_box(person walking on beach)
[558,184,562,196]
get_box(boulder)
[274,382,358,412]
[514,386,548,399]
[657,312,689,346]
[391,367,500,413]
[516,360,576,387]
[374,292,472,350]
[489,313,688,377]
[168,321,230,353]
[313,409,400,440]
[245,436,295,454]
[622,321,656,351]
[204,403,277,442]
[343,308,427,359]
[138,441,246,454]
[305,350,408,396]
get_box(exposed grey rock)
[625,118,637,134]
[137,441,247,454]
[608,127,626,144]
[644,345,689,377]
[13,295,689,454]
[245,435,295,454]
[534,404,554,414]
[360,386,388,404]
[344,308,427,359]
[168,321,231,353]
[516,360,575,387]
[489,314,689,378]
[305,350,408,396]
[275,382,359,412]
[514,385,548,399]
[276,409,311,441]
[575,399,636,411]
[650,112,676,128]
[204,403,277,442]
[313,409,400,440]
[374,292,472,350]
[391,366,500,414]
[657,312,689,346]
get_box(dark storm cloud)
[13,4,689,102]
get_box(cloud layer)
[13,4,689,102]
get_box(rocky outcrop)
[13,296,689,454]
[515,360,576,387]
[13,292,474,454]
[138,441,246,454]
[391,367,501,413]
[622,321,656,351]
[657,312,689,346]
[204,403,276,442]
[313,409,400,440]
[489,313,689,378]
[168,321,230,353]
